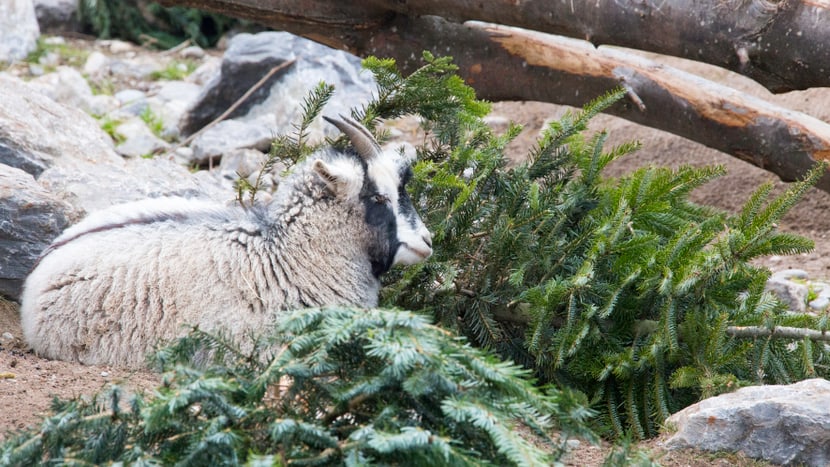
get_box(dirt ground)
[1,41,828,465]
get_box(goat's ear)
[313,159,362,199]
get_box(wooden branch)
[364,17,830,191]
[162,0,830,93]
[160,3,830,191]
[726,325,830,342]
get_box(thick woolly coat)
[20,151,393,367]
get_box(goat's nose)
[422,231,433,248]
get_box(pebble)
[109,40,134,54]
[808,297,829,311]
[771,269,809,281]
[179,45,205,60]
[114,89,147,104]
[43,36,65,46]
[767,269,830,313]
[83,51,109,75]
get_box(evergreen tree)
[78,0,243,48]
[369,54,830,438]
[1,308,593,465]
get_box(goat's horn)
[324,115,381,161]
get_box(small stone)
[112,89,148,117]
[83,50,109,75]
[766,274,808,313]
[109,40,134,54]
[771,269,809,281]
[565,439,581,450]
[808,297,830,311]
[174,146,193,159]
[114,117,170,158]
[1,332,14,341]
[100,371,109,377]
[42,36,66,46]
[114,89,147,104]
[179,45,205,60]
[38,51,60,67]
[28,64,44,76]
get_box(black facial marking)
[356,157,401,278]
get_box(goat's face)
[316,116,433,277]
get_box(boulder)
[0,0,40,63]
[189,114,275,166]
[33,0,80,34]
[179,31,376,139]
[0,164,79,301]
[665,378,830,466]
[37,157,230,214]
[0,73,123,177]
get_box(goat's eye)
[371,194,390,205]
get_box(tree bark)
[362,18,830,189]
[158,3,830,191]
[163,0,830,93]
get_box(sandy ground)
[1,41,827,465]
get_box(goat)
[20,116,432,367]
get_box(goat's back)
[20,198,275,367]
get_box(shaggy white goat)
[20,116,433,367]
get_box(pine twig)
[726,325,830,342]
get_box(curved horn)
[324,115,381,161]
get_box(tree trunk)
[159,3,830,191]
[164,0,830,93]
[362,18,830,189]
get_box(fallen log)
[163,0,830,93]
[157,4,830,191]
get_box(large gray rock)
[0,0,40,63]
[33,0,80,33]
[0,164,79,301]
[0,73,123,177]
[179,31,376,138]
[665,378,830,466]
[189,114,275,166]
[37,157,230,214]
